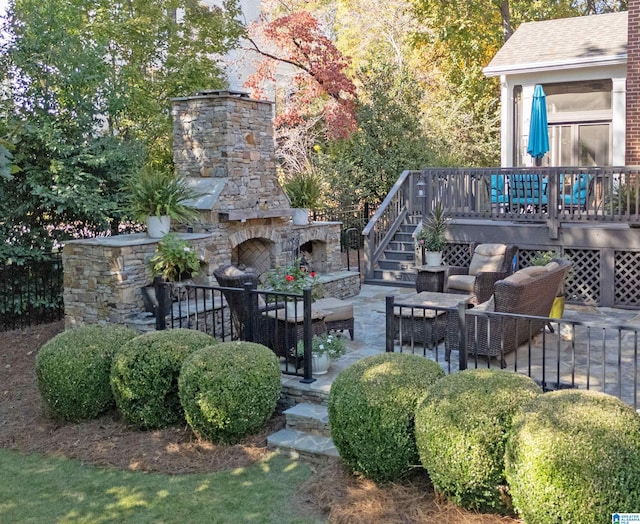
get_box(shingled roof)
[484,11,627,76]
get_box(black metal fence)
[386,297,640,410]
[0,254,64,332]
[152,279,319,382]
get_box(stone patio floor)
[281,283,640,409]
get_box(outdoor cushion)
[313,297,354,323]
[447,274,476,293]
[473,296,495,312]
[545,261,561,272]
[468,244,507,276]
[216,264,259,278]
[501,270,533,285]
[519,266,548,277]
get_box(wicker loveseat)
[466,258,572,365]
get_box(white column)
[521,84,536,167]
[612,76,626,166]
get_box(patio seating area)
[283,283,640,411]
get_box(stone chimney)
[627,1,640,165]
[171,90,292,224]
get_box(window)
[514,80,613,166]
[546,80,612,166]
[550,123,611,166]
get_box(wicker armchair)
[466,259,572,365]
[444,243,518,305]
[213,265,269,343]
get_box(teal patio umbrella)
[527,84,549,166]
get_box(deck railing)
[362,170,422,277]
[363,166,640,279]
[418,166,640,225]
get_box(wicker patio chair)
[466,258,572,366]
[213,264,271,344]
[444,243,519,305]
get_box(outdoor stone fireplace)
[63,91,358,328]
[170,90,343,277]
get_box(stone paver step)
[284,402,331,436]
[267,428,339,464]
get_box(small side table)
[414,265,447,293]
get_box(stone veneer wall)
[63,91,354,329]
[63,233,209,328]
[172,91,290,218]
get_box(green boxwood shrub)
[35,324,137,421]
[328,352,445,482]
[414,369,542,513]
[110,329,215,429]
[505,390,640,524]
[178,341,281,444]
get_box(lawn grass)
[0,449,323,524]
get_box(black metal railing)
[152,279,318,382]
[385,296,640,410]
[0,254,64,332]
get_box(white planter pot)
[311,353,330,375]
[292,208,309,225]
[425,251,443,266]
[146,215,171,238]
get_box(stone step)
[284,403,331,437]
[267,428,339,464]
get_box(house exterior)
[484,11,627,168]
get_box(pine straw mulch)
[0,321,520,524]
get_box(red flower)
[285,274,295,282]
[310,271,316,277]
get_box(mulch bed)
[0,321,519,523]
[0,321,283,474]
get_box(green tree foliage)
[411,0,626,167]
[317,65,434,205]
[0,0,242,258]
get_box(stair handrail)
[362,170,421,279]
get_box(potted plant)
[127,166,202,238]
[415,203,448,266]
[296,332,346,375]
[147,233,203,282]
[142,234,204,316]
[282,171,323,225]
[531,250,570,318]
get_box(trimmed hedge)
[178,341,281,444]
[110,329,215,429]
[414,369,542,513]
[328,352,445,482]
[35,324,137,421]
[505,390,640,524]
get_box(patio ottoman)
[313,297,355,340]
